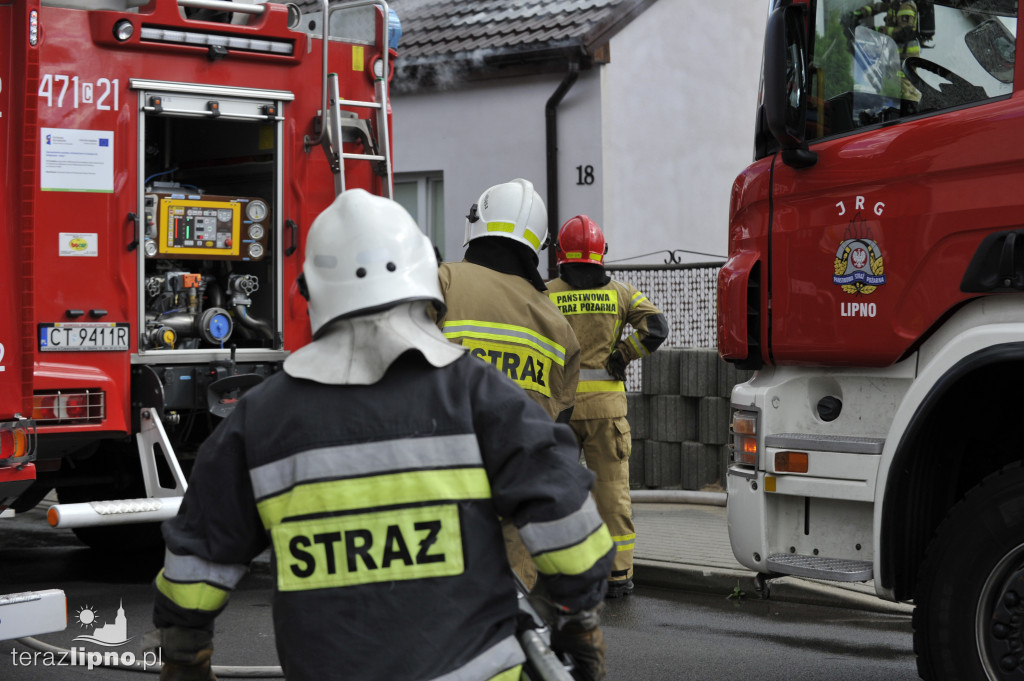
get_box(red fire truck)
[720,0,1021,677]
[1,0,396,552]
[0,119,66,638]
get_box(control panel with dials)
[144,193,269,261]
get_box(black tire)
[56,441,165,555]
[914,461,1024,681]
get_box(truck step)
[766,553,873,582]
[47,496,182,529]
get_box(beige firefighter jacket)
[438,261,581,421]
[546,277,665,420]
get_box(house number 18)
[575,165,595,186]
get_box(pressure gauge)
[246,200,269,222]
[248,224,265,240]
[217,209,234,223]
[144,240,159,258]
[248,243,264,259]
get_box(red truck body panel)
[718,159,771,362]
[767,100,1024,366]
[0,2,36,421]
[0,2,37,495]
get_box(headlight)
[731,409,758,466]
[113,20,134,42]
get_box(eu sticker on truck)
[38,323,129,352]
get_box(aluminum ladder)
[305,0,394,198]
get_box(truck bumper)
[726,465,769,573]
[725,363,915,580]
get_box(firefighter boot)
[159,626,217,681]
[604,578,634,599]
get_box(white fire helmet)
[463,178,549,253]
[301,189,443,337]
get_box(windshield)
[806,0,1017,140]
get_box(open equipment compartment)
[135,82,291,356]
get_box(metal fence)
[605,262,722,392]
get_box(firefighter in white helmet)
[547,215,669,599]
[152,190,613,681]
[437,178,582,589]
[438,178,581,423]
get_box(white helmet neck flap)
[302,189,443,338]
[463,178,548,253]
[284,300,464,385]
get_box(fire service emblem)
[833,238,886,295]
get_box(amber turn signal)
[775,451,809,473]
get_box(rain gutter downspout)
[545,57,580,280]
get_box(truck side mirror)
[764,4,817,169]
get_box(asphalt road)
[601,584,917,681]
[1,509,918,680]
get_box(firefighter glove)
[606,350,628,382]
[551,605,606,681]
[159,626,217,681]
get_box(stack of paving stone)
[626,348,753,491]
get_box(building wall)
[601,0,767,265]
[391,0,768,267]
[391,72,604,263]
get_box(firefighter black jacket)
[153,351,614,681]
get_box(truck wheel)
[914,461,1024,681]
[56,443,165,555]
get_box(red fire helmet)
[556,214,607,266]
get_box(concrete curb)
[632,559,914,616]
[630,490,726,506]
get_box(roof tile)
[386,0,652,60]
[293,0,652,88]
